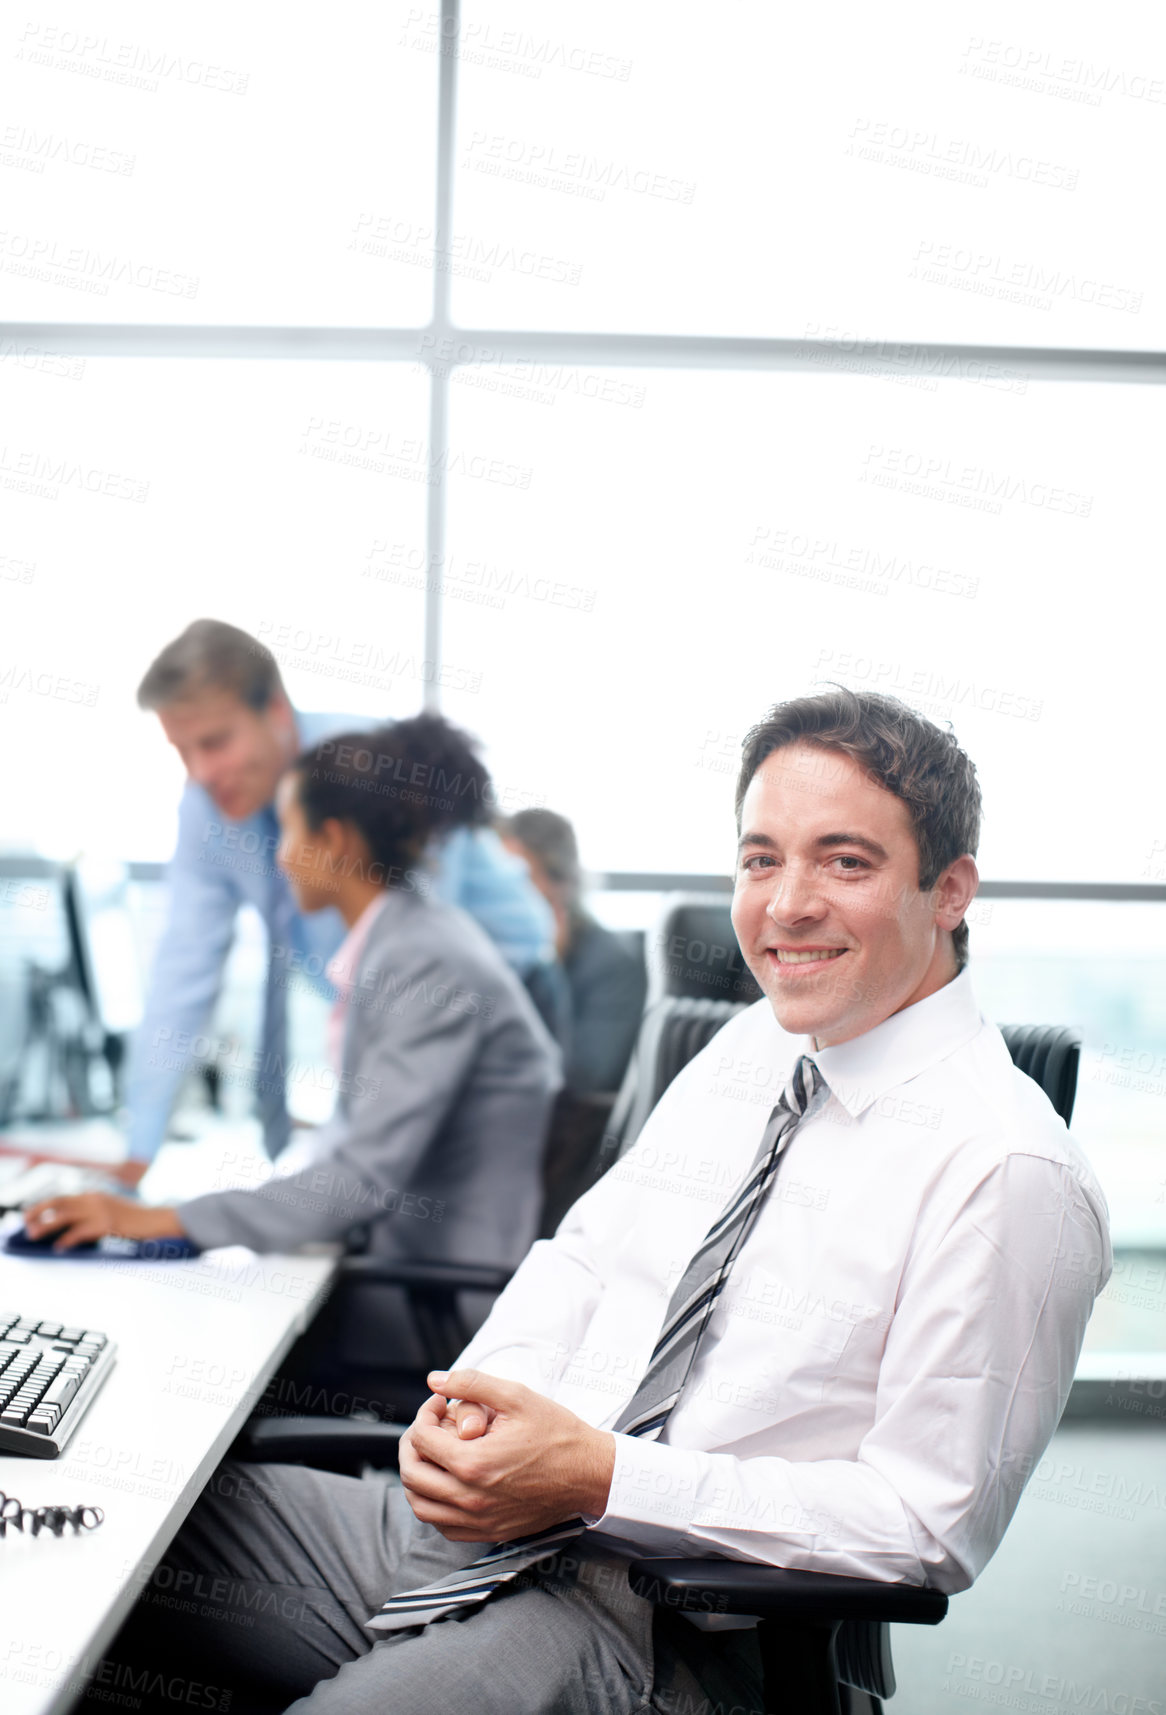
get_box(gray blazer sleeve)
[176,948,495,1252]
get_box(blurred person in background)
[27,714,561,1267]
[120,619,555,1176]
[500,808,646,1095]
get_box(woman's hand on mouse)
[22,1195,187,1252]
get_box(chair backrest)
[999,1023,1081,1124]
[647,895,761,1005]
[604,1004,1082,1178]
[611,927,646,968]
[599,997,749,1175]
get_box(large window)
[439,366,1159,879]
[2,0,1162,1240]
[450,2,1162,346]
[1,1,437,325]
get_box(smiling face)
[158,688,297,823]
[731,742,977,1047]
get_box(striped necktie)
[368,1053,824,1633]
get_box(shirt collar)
[325,892,391,996]
[807,967,983,1119]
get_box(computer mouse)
[3,1227,200,1260]
[4,1226,99,1255]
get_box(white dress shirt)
[458,970,1112,1593]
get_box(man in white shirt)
[112,690,1111,1715]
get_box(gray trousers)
[103,1460,765,1715]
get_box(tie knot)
[785,1054,823,1118]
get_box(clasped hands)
[399,1368,616,1543]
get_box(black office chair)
[647,894,762,1005]
[594,995,750,1181]
[999,1023,1080,1125]
[239,1005,1082,1714]
[538,1087,620,1239]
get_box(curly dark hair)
[735,688,981,968]
[291,713,493,881]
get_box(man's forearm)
[578,1428,617,1520]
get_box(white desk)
[0,1244,336,1715]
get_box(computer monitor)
[61,859,143,1038]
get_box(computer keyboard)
[0,1312,116,1458]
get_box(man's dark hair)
[735,688,981,969]
[291,714,492,881]
[137,619,285,712]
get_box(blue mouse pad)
[4,1228,201,1260]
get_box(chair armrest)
[338,1257,513,1294]
[233,1416,409,1474]
[628,1560,948,1625]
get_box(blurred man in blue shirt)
[124,618,554,1169]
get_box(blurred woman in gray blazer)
[27,715,562,1270]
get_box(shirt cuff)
[591,1432,712,1554]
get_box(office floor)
[893,1421,1165,1714]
